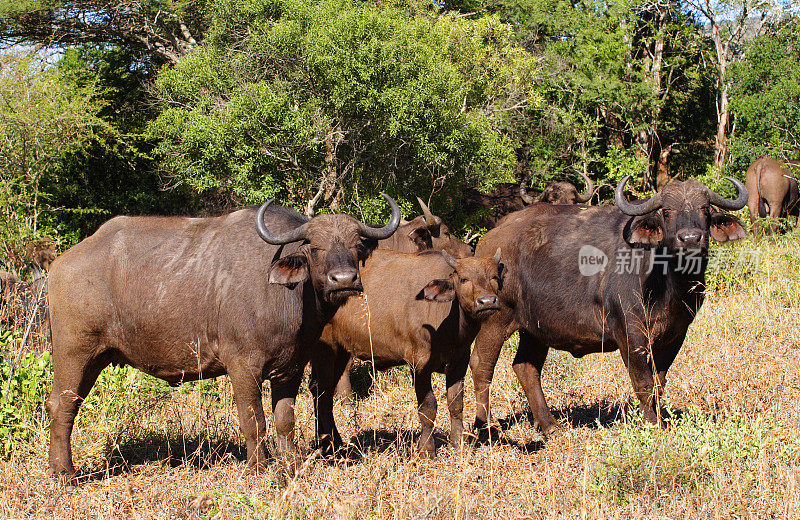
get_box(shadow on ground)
[75,434,246,483]
[72,400,692,481]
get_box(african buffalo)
[311,248,503,457]
[46,196,400,477]
[469,177,747,439]
[23,237,58,280]
[745,157,800,241]
[465,171,596,229]
[519,170,596,206]
[380,197,473,258]
[0,271,47,341]
[333,198,472,401]
[0,270,21,304]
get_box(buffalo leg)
[619,335,664,426]
[47,351,108,477]
[310,344,349,454]
[750,208,760,244]
[414,369,437,457]
[445,353,470,449]
[767,201,781,238]
[271,376,302,466]
[512,330,558,437]
[651,333,685,421]
[334,359,354,406]
[469,307,516,434]
[228,368,268,468]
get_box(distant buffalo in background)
[465,170,597,229]
[745,156,800,242]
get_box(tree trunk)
[714,82,730,168]
[710,19,730,169]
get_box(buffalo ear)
[408,227,433,250]
[357,238,379,263]
[416,279,455,302]
[709,212,747,243]
[269,254,309,286]
[628,216,664,247]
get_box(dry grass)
[2,233,800,519]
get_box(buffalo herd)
[30,157,800,479]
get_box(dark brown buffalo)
[0,270,21,304]
[469,177,747,439]
[519,170,596,206]
[46,196,400,477]
[379,197,473,258]
[311,248,503,456]
[465,171,596,229]
[745,157,800,241]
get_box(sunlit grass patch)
[591,406,800,506]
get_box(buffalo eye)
[459,277,468,284]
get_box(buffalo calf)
[312,248,503,457]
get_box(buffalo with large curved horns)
[469,177,747,443]
[46,194,400,478]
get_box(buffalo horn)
[416,196,441,228]
[615,175,662,216]
[357,193,402,240]
[519,172,536,204]
[441,251,459,269]
[255,199,309,244]
[574,169,596,203]
[706,177,748,210]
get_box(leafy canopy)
[150,0,538,217]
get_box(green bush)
[0,330,52,455]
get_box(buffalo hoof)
[538,421,561,441]
[449,432,470,452]
[417,444,436,459]
[470,423,503,446]
[48,467,78,490]
[316,442,337,459]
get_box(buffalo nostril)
[328,271,360,286]
[476,295,498,307]
[677,230,703,244]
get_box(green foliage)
[591,406,800,505]
[603,145,649,185]
[150,0,534,216]
[728,16,800,173]
[0,331,52,455]
[38,46,197,245]
[81,366,172,423]
[486,0,714,189]
[0,53,104,266]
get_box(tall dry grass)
[1,232,799,519]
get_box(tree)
[686,0,788,169]
[0,53,103,271]
[485,0,712,191]
[0,1,209,65]
[728,15,800,171]
[149,0,536,217]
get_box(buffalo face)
[616,177,748,253]
[258,194,401,305]
[419,248,503,320]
